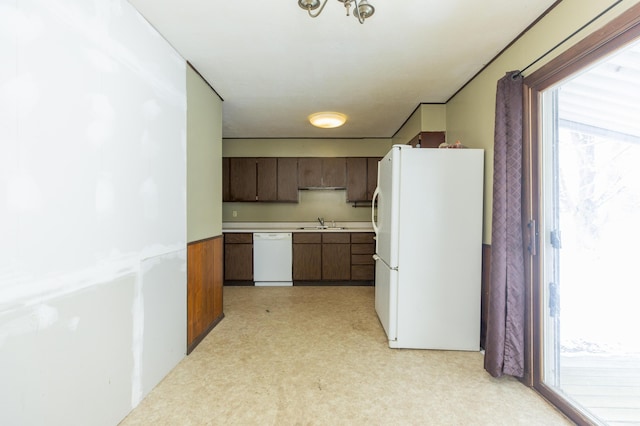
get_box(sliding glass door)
[532,36,640,425]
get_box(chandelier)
[298,0,375,24]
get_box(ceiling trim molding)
[222,136,393,141]
[445,0,563,104]
[187,61,224,102]
[391,102,447,139]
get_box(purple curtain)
[484,71,526,378]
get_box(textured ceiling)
[128,0,558,138]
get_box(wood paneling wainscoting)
[187,235,224,354]
[481,244,491,350]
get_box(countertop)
[222,222,374,233]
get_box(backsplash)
[222,189,372,222]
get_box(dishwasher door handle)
[254,232,292,240]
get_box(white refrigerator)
[372,145,484,350]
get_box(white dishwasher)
[253,233,293,286]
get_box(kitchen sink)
[297,226,346,230]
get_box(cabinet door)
[346,157,367,202]
[322,158,346,187]
[293,243,322,280]
[222,157,230,202]
[224,233,253,281]
[322,243,351,280]
[229,158,256,201]
[298,158,323,188]
[419,131,446,148]
[224,243,253,280]
[277,158,298,202]
[408,131,446,148]
[367,157,381,201]
[257,158,277,201]
[293,233,321,281]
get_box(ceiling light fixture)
[308,112,347,129]
[298,0,375,24]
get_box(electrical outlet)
[232,210,238,217]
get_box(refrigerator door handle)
[371,186,380,234]
[373,254,397,271]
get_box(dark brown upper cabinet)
[346,158,367,202]
[228,157,257,201]
[408,131,446,148]
[346,157,381,202]
[298,158,322,187]
[224,157,299,202]
[367,157,380,200]
[222,157,230,201]
[256,158,277,201]
[322,158,346,187]
[276,158,299,202]
[298,157,346,188]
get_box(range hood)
[298,186,346,190]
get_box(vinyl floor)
[120,286,571,426]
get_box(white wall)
[0,0,187,424]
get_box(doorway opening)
[536,37,640,425]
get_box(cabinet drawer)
[351,254,374,265]
[351,243,374,255]
[225,233,253,244]
[293,232,322,243]
[351,233,375,244]
[351,265,374,280]
[322,233,350,244]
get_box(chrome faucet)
[317,217,325,227]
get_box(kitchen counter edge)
[222,222,374,233]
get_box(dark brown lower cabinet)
[351,232,375,281]
[187,235,224,354]
[293,232,376,284]
[293,233,321,280]
[322,233,351,280]
[260,231,377,285]
[224,233,253,282]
